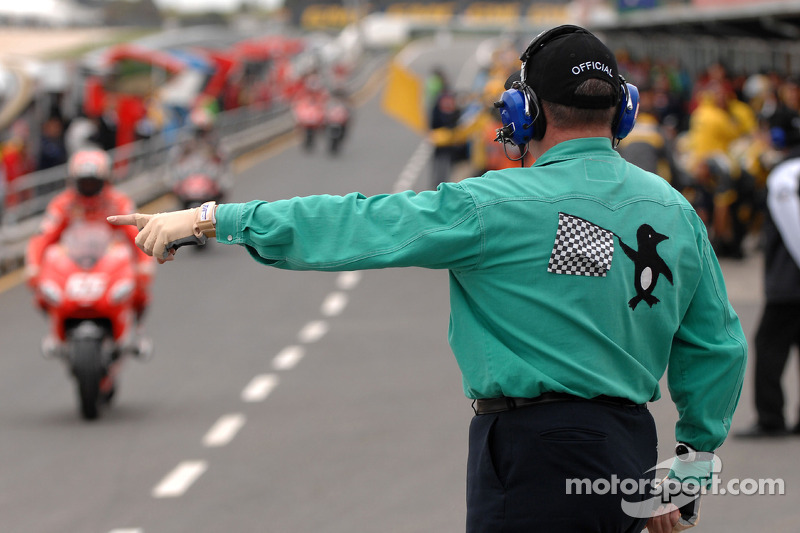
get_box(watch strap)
[196,201,217,238]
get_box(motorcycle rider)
[169,107,231,197]
[25,147,154,355]
[325,89,352,155]
[292,73,330,151]
[175,108,225,163]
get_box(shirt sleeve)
[213,184,483,272]
[766,168,800,268]
[667,233,747,457]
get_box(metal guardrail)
[0,50,388,274]
[0,104,293,273]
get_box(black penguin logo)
[618,224,673,310]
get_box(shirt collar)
[533,137,620,167]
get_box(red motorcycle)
[171,154,225,210]
[35,221,145,420]
[292,96,326,152]
[325,99,351,155]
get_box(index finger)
[107,213,150,230]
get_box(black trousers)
[466,398,657,532]
[754,302,800,429]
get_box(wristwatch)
[196,201,217,238]
[675,442,697,462]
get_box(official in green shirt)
[110,25,746,533]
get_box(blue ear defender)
[612,79,640,147]
[494,83,540,148]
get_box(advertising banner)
[286,0,573,29]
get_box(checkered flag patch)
[548,213,614,277]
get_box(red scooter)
[35,221,144,420]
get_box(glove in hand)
[108,209,205,262]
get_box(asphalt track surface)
[0,35,798,533]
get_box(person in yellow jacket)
[686,81,755,159]
[680,81,759,257]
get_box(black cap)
[506,26,620,109]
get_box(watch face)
[675,443,696,461]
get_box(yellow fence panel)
[381,61,426,134]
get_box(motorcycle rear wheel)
[71,338,105,420]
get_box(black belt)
[473,392,639,415]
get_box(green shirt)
[215,137,747,453]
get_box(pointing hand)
[108,209,205,263]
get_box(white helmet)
[69,148,111,197]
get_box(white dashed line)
[241,373,279,402]
[152,461,207,498]
[321,291,348,316]
[109,529,142,533]
[337,271,362,290]
[273,345,305,371]
[298,320,329,343]
[138,123,430,519]
[392,141,431,193]
[203,413,246,447]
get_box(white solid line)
[109,529,142,533]
[336,271,362,290]
[273,345,305,371]
[321,292,348,317]
[152,461,207,498]
[241,374,279,402]
[298,320,328,343]
[203,413,246,447]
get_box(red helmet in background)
[69,149,111,198]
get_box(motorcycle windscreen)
[61,222,114,270]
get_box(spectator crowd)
[425,41,800,261]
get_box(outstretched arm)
[617,237,635,261]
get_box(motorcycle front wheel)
[71,338,105,420]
